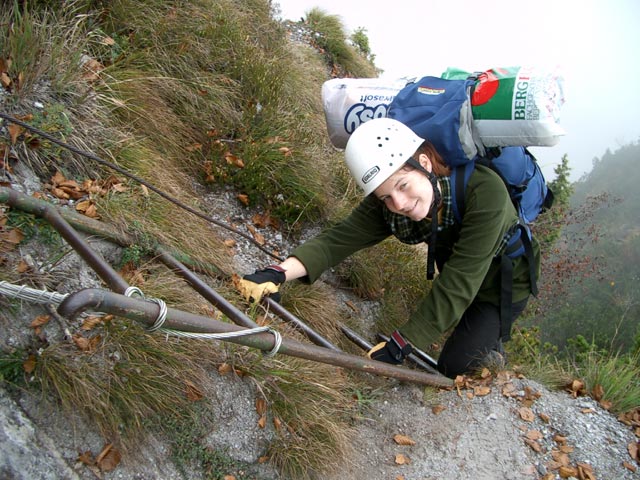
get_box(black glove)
[237,265,287,302]
[367,331,413,365]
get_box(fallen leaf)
[393,434,416,446]
[246,224,265,245]
[257,415,266,429]
[184,379,204,401]
[237,193,249,206]
[431,404,446,415]
[224,152,244,168]
[76,450,94,466]
[518,407,535,422]
[567,379,586,398]
[558,445,574,454]
[8,124,23,144]
[51,187,70,199]
[551,450,571,467]
[344,300,359,313]
[96,443,121,472]
[394,453,410,465]
[72,333,100,352]
[0,71,11,88]
[599,400,612,411]
[524,438,542,452]
[592,384,604,401]
[30,314,50,330]
[525,430,543,441]
[255,397,267,416]
[273,416,282,431]
[218,363,232,375]
[16,258,31,273]
[474,385,491,396]
[4,227,24,244]
[576,462,596,480]
[629,441,639,461]
[480,367,491,379]
[186,143,202,152]
[558,465,578,478]
[553,434,568,444]
[75,199,92,211]
[539,412,550,423]
[23,354,36,374]
[51,171,66,185]
[623,461,637,472]
[581,408,595,414]
[81,316,103,331]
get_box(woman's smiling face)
[373,154,434,221]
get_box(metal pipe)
[262,297,340,351]
[156,247,258,329]
[1,187,129,293]
[340,323,374,351]
[57,289,453,388]
[2,187,343,349]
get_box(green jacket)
[289,165,540,351]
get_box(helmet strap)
[406,157,440,280]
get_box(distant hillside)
[533,142,640,352]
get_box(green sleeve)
[290,195,392,283]
[399,166,519,350]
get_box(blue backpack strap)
[450,162,475,224]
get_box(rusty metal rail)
[57,288,452,387]
[1,186,339,348]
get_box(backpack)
[387,75,555,340]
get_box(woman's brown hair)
[414,140,451,176]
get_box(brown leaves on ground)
[0,57,25,93]
[566,378,587,398]
[0,210,25,262]
[45,171,129,219]
[619,407,640,438]
[76,443,121,477]
[256,397,267,429]
[184,379,204,402]
[72,333,102,353]
[393,434,416,446]
[628,439,640,466]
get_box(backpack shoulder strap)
[450,161,475,223]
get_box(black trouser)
[436,298,528,378]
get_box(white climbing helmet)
[345,117,424,196]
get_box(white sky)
[274,0,640,181]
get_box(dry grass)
[36,318,222,443]
[281,281,349,346]
[0,1,395,477]
[248,354,357,479]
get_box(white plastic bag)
[321,77,410,148]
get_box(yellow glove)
[237,265,286,302]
